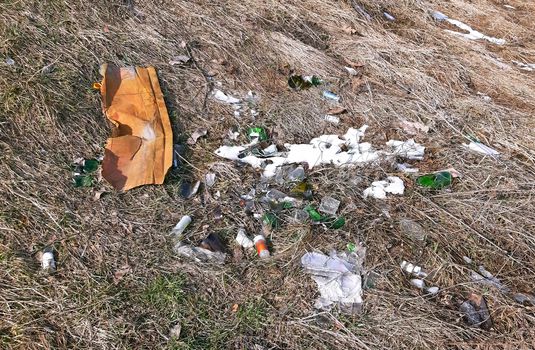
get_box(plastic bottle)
[254,235,270,258]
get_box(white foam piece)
[363,176,405,199]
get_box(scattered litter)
[503,5,515,10]
[386,139,425,160]
[344,66,358,76]
[400,260,428,278]
[432,11,505,45]
[322,90,341,102]
[460,293,492,330]
[236,227,254,248]
[288,75,322,90]
[513,293,535,306]
[512,60,535,71]
[396,162,419,173]
[363,176,404,199]
[463,141,500,156]
[97,64,173,191]
[93,188,107,201]
[324,115,340,124]
[187,128,208,145]
[73,158,100,188]
[169,55,190,65]
[399,120,429,135]
[41,248,56,272]
[426,286,440,295]
[174,243,226,264]
[247,126,268,142]
[169,323,181,339]
[301,247,366,314]
[205,173,216,187]
[173,144,186,169]
[200,233,225,252]
[318,196,340,216]
[410,278,425,289]
[399,219,426,241]
[470,269,509,292]
[477,92,492,102]
[5,57,15,66]
[227,129,240,141]
[216,126,423,178]
[180,180,201,199]
[431,11,448,21]
[416,171,452,189]
[213,89,241,104]
[383,12,395,21]
[254,235,270,258]
[350,0,371,21]
[170,215,192,241]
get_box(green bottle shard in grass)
[416,171,452,189]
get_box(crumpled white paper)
[363,176,405,199]
[301,247,366,314]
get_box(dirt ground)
[1,0,535,349]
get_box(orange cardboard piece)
[97,64,173,191]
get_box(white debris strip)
[235,227,254,249]
[463,141,500,156]
[386,139,425,160]
[213,89,241,104]
[215,126,425,178]
[396,162,419,173]
[323,115,340,124]
[301,247,366,314]
[363,176,405,199]
[432,11,505,45]
[512,60,535,71]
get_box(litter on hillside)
[416,171,452,189]
[363,176,404,199]
[288,75,322,90]
[96,64,173,191]
[301,246,366,314]
[460,293,493,330]
[432,11,505,45]
[215,126,425,178]
[512,60,535,71]
[213,89,241,104]
[463,141,500,156]
[41,248,56,272]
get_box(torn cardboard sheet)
[97,64,173,191]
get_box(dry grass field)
[1,0,535,349]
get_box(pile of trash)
[54,63,515,322]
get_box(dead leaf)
[351,77,365,92]
[326,107,347,115]
[399,120,429,135]
[169,323,181,339]
[169,55,191,65]
[232,303,239,312]
[341,25,357,35]
[344,57,365,69]
[93,188,107,201]
[187,128,208,145]
[113,264,132,284]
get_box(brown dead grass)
[1,0,535,349]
